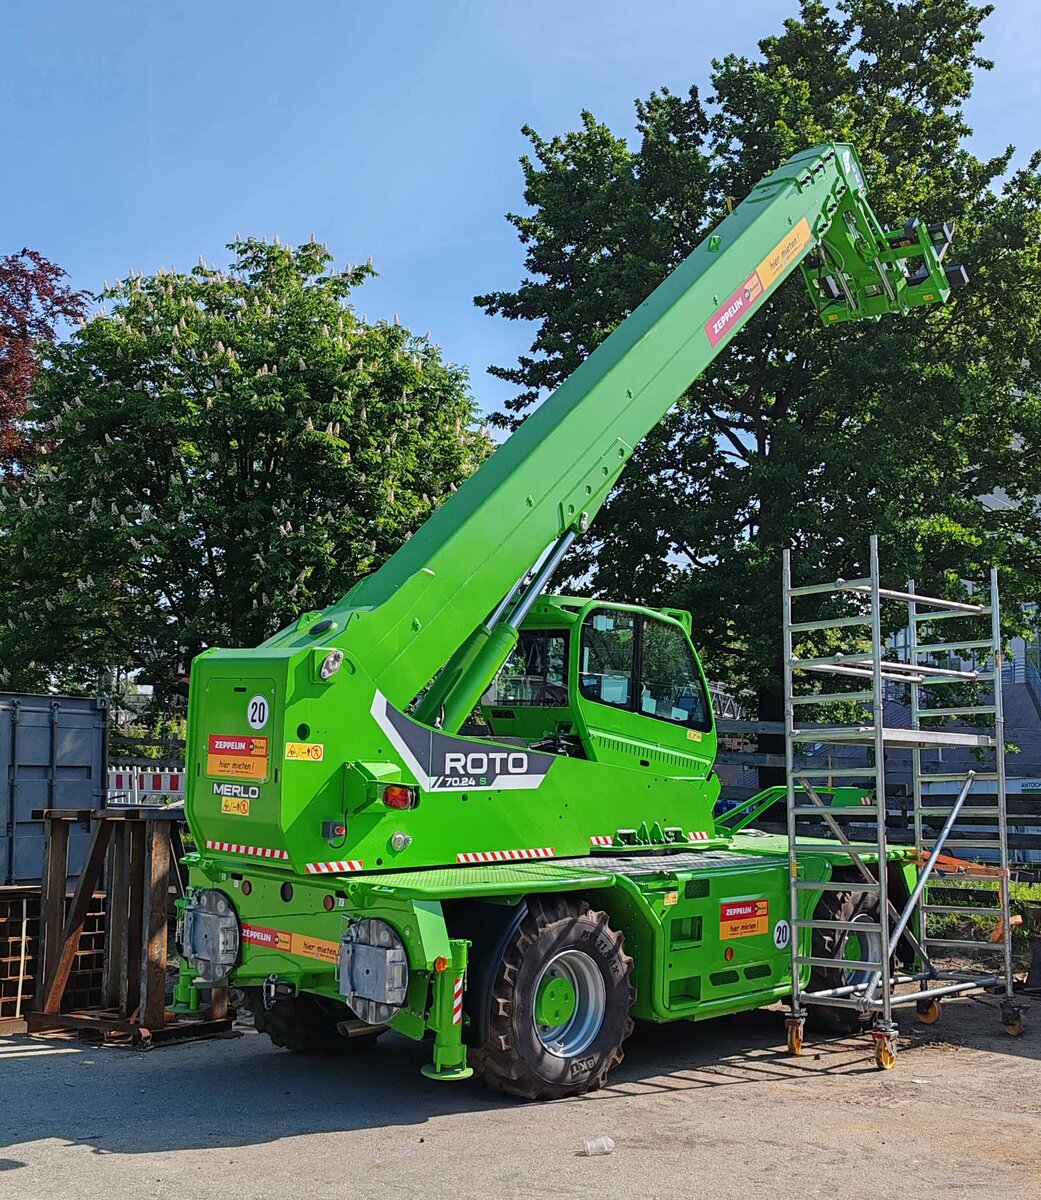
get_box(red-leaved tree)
[0,249,89,476]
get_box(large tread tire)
[239,988,380,1056]
[470,896,635,1101]
[806,888,884,1033]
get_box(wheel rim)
[532,949,606,1058]
[840,912,882,987]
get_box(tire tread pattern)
[806,888,881,1033]
[470,895,635,1101]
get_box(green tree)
[0,237,489,702]
[477,0,1041,723]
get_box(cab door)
[570,603,717,776]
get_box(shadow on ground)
[1,996,1034,1158]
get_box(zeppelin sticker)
[704,218,813,348]
[241,923,293,952]
[285,741,325,762]
[705,271,764,347]
[207,734,269,780]
[241,922,339,964]
[720,899,769,939]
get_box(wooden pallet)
[26,808,231,1046]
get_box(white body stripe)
[304,860,364,874]
[370,691,550,792]
[456,847,555,864]
[204,840,289,860]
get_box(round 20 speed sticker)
[247,694,269,731]
[773,919,791,950]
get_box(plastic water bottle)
[580,1136,615,1157]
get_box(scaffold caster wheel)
[1000,1005,1024,1037]
[872,1032,897,1071]
[785,1018,804,1056]
[915,997,941,1025]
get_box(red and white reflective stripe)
[109,767,184,796]
[688,831,710,841]
[204,840,289,860]
[456,847,555,864]
[304,860,364,874]
[452,976,464,1025]
[589,835,614,847]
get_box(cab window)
[639,616,711,730]
[579,609,711,732]
[579,611,634,709]
[484,630,569,707]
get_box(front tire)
[470,896,634,1100]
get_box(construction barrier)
[107,764,185,804]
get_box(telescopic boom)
[262,142,963,727]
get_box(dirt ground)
[2,993,1039,1200]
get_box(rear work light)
[382,784,418,810]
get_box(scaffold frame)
[782,536,1021,1066]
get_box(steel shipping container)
[0,692,108,885]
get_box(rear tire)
[470,896,635,1100]
[806,888,885,1033]
[240,988,380,1055]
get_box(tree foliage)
[0,248,89,476]
[0,238,489,700]
[478,0,1041,712]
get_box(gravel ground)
[2,995,1039,1200]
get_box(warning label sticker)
[720,898,769,939]
[207,734,268,780]
[241,923,339,964]
[285,741,325,762]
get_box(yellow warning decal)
[285,742,325,762]
[220,796,250,816]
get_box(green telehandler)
[177,142,967,1097]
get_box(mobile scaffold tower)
[783,536,1021,1068]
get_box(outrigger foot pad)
[421,1063,475,1082]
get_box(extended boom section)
[256,143,963,713]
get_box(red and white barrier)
[108,764,185,804]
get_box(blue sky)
[5,1,1039,418]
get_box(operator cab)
[480,596,716,774]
